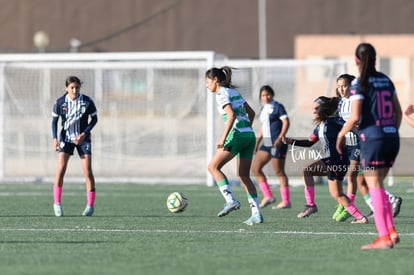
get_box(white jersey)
[215,87,253,133]
[259,100,288,146]
[338,97,358,146]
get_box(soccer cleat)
[297,205,318,218]
[332,204,345,220]
[335,209,351,222]
[360,236,393,250]
[366,211,374,219]
[272,202,291,209]
[82,206,94,216]
[243,214,264,225]
[392,197,403,218]
[350,216,369,224]
[259,197,276,208]
[390,232,400,245]
[217,200,241,217]
[53,204,63,217]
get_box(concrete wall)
[1,0,414,58]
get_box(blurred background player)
[403,103,414,187]
[52,76,98,217]
[205,66,263,225]
[283,96,367,223]
[403,103,414,128]
[336,43,402,250]
[251,85,291,209]
[334,74,403,221]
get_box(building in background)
[1,0,414,181]
[1,0,414,58]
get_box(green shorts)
[223,129,256,159]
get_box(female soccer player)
[251,85,291,209]
[332,74,360,222]
[283,96,367,223]
[206,66,263,225]
[335,74,403,221]
[51,76,98,217]
[336,43,402,250]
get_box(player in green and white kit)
[205,66,263,225]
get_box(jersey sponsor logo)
[383,126,397,133]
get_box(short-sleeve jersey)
[259,100,288,146]
[337,97,359,146]
[52,93,98,143]
[349,72,398,138]
[310,117,345,159]
[215,87,253,133]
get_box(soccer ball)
[166,192,188,213]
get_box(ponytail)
[355,43,377,92]
[205,66,237,88]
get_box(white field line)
[0,227,414,237]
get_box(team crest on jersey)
[61,104,68,114]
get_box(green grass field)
[1,179,414,275]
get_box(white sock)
[219,185,236,203]
[385,190,395,203]
[364,196,374,212]
[248,197,260,216]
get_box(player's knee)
[251,165,261,175]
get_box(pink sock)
[280,186,290,204]
[87,191,96,207]
[382,190,395,232]
[344,202,363,219]
[347,193,356,203]
[258,182,273,199]
[304,186,315,206]
[53,185,62,204]
[370,188,390,237]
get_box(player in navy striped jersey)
[337,43,402,249]
[251,85,291,209]
[283,96,367,223]
[334,74,403,221]
[51,76,98,217]
[333,74,362,221]
[206,66,263,225]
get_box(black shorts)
[321,156,349,181]
[59,141,92,156]
[259,144,288,159]
[359,137,399,169]
[346,145,360,162]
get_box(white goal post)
[0,51,217,185]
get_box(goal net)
[0,53,346,185]
[214,59,347,184]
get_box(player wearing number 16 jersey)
[336,43,402,250]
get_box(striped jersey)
[337,97,359,146]
[52,93,98,143]
[215,87,253,133]
[259,100,288,146]
[310,117,345,159]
